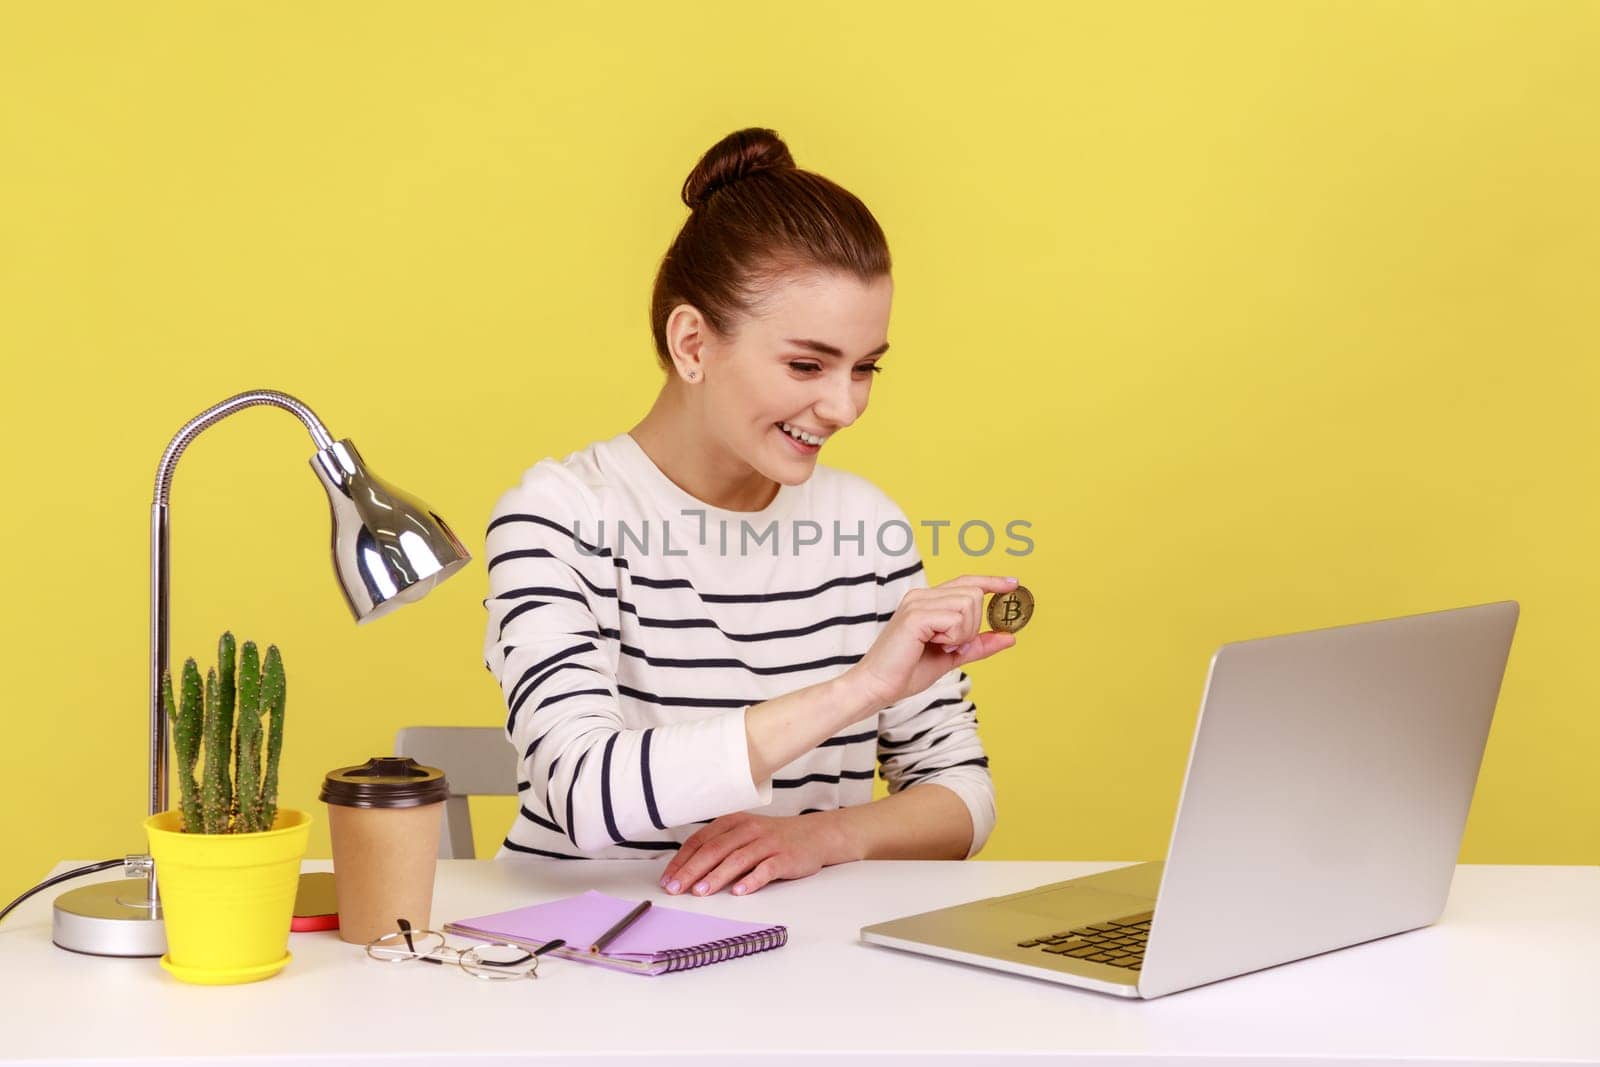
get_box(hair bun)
[682,127,796,211]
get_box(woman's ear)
[666,303,710,383]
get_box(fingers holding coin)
[934,579,1033,654]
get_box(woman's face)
[699,270,893,485]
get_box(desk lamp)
[51,389,472,957]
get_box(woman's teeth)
[779,422,826,447]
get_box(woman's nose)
[814,376,861,429]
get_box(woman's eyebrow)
[783,338,891,358]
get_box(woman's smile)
[776,420,825,455]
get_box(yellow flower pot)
[144,808,312,985]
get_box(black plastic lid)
[320,756,449,809]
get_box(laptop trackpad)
[990,884,1155,924]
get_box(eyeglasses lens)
[459,942,539,981]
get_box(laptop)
[860,601,1519,999]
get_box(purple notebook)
[443,891,788,975]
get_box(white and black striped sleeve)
[482,467,771,852]
[872,533,998,858]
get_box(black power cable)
[0,860,128,924]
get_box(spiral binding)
[656,926,788,973]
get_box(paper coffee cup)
[320,756,449,945]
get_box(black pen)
[589,899,652,955]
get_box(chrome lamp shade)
[314,439,471,623]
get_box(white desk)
[3,860,1595,1065]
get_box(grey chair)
[393,726,517,859]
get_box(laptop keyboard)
[1016,910,1153,969]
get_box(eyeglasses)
[365,917,556,982]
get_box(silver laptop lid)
[1139,601,1519,997]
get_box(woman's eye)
[787,361,884,375]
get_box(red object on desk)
[291,872,339,932]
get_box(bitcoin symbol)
[986,585,1034,634]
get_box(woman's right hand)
[845,575,1021,710]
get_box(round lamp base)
[52,879,167,958]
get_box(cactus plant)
[216,632,235,819]
[258,645,286,831]
[161,631,288,834]
[234,641,262,831]
[162,662,204,833]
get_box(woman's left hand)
[659,811,855,897]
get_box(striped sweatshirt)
[481,431,996,861]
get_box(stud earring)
[688,371,698,380]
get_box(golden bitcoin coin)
[987,585,1034,633]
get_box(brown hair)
[649,127,892,372]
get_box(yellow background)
[2,2,1596,906]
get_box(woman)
[483,127,1019,898]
